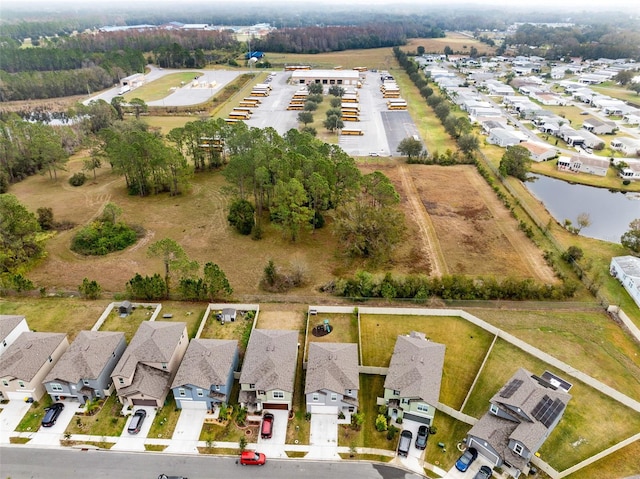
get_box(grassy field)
[402,34,496,57]
[462,338,640,472]
[592,82,640,105]
[148,394,180,439]
[0,298,107,342]
[15,395,53,432]
[122,72,204,102]
[353,374,400,450]
[467,308,640,402]
[564,439,640,479]
[98,306,150,342]
[64,394,126,437]
[424,411,473,470]
[359,314,494,409]
[306,313,358,351]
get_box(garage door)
[403,413,431,425]
[132,398,157,407]
[179,400,207,410]
[262,403,288,410]
[468,437,500,466]
[310,405,338,414]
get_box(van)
[397,430,412,457]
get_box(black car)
[41,403,64,427]
[415,425,428,450]
[158,475,188,479]
[127,409,147,434]
[473,465,493,479]
[397,430,413,457]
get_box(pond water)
[524,175,640,243]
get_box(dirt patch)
[256,306,305,331]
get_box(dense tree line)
[252,23,443,54]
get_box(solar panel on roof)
[500,379,524,398]
[532,394,566,428]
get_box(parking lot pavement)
[27,401,82,446]
[111,407,156,451]
[164,407,207,454]
[0,400,32,444]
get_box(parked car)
[127,409,147,434]
[455,447,478,472]
[41,403,64,427]
[473,465,493,479]
[397,430,413,457]
[415,425,428,450]
[239,451,267,465]
[261,412,274,439]
[158,475,188,479]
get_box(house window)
[18,381,25,388]
[513,443,524,456]
[95,391,101,398]
[214,385,221,391]
[417,404,429,413]
[118,378,124,385]
[51,383,63,392]
[48,356,53,363]
[197,389,203,397]
[2,340,6,347]
[393,390,400,396]
[249,384,255,390]
[490,404,500,415]
[312,393,319,402]
[83,379,90,386]
[179,388,186,397]
[346,389,352,395]
[2,380,8,387]
[331,393,337,402]
[273,391,284,399]
[162,363,167,370]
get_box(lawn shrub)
[69,172,86,186]
[71,221,138,255]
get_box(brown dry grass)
[402,34,496,56]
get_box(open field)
[360,314,494,409]
[564,440,640,479]
[402,34,496,56]
[462,338,640,472]
[467,308,640,402]
[123,72,203,102]
[64,394,126,437]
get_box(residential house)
[558,126,586,147]
[611,137,640,157]
[43,331,126,405]
[557,155,609,176]
[305,342,359,415]
[610,256,640,308]
[383,331,445,425]
[481,119,509,135]
[582,118,617,135]
[239,329,298,411]
[0,332,68,401]
[617,160,640,181]
[519,141,558,162]
[622,113,640,125]
[487,128,525,148]
[111,321,188,407]
[171,339,238,411]
[0,315,29,357]
[466,368,572,477]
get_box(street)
[0,446,423,479]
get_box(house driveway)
[305,410,340,460]
[164,407,207,454]
[442,453,494,479]
[392,419,428,475]
[27,401,82,446]
[255,409,289,458]
[111,406,156,451]
[0,400,32,443]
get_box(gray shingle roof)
[239,329,298,393]
[304,342,359,395]
[44,331,125,384]
[469,368,571,466]
[383,332,445,406]
[112,321,186,378]
[0,315,26,342]
[0,332,67,382]
[171,339,238,389]
[117,362,171,399]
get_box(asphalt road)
[0,447,423,479]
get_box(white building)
[290,69,360,87]
[610,256,640,309]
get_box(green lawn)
[64,394,126,437]
[463,338,640,472]
[359,314,494,409]
[424,411,473,470]
[15,395,53,432]
[564,439,640,479]
[148,394,180,439]
[306,313,359,356]
[529,159,640,192]
[122,72,204,103]
[155,301,207,339]
[467,308,640,402]
[354,374,399,450]
[98,306,150,341]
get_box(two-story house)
[383,331,445,425]
[0,315,30,357]
[239,329,298,411]
[0,332,68,401]
[305,342,359,415]
[171,338,239,411]
[43,331,126,405]
[466,369,571,477]
[111,321,188,408]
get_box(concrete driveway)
[392,419,427,474]
[306,409,340,460]
[28,401,82,446]
[256,409,289,458]
[164,407,207,454]
[111,406,156,451]
[0,400,32,443]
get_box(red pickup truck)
[260,412,274,439]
